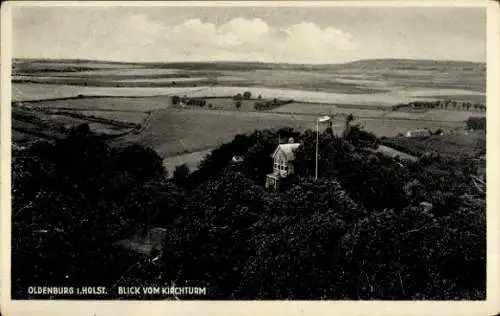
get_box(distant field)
[186,86,417,105]
[115,77,210,83]
[270,102,341,114]
[12,58,486,171]
[13,60,145,73]
[13,57,485,105]
[269,102,483,123]
[18,95,173,111]
[163,149,213,175]
[13,82,485,108]
[374,145,418,161]
[414,94,486,104]
[17,68,185,77]
[13,106,134,139]
[270,102,392,117]
[355,118,463,137]
[12,83,209,102]
[216,69,391,94]
[124,108,338,157]
[200,98,259,111]
[76,110,149,125]
[384,109,485,122]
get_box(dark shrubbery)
[466,116,486,130]
[12,122,485,300]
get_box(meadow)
[123,108,336,158]
[199,98,259,111]
[12,83,209,102]
[380,131,486,158]
[75,110,149,125]
[383,109,483,122]
[22,95,174,111]
[354,117,462,137]
[271,102,391,116]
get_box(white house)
[265,138,301,190]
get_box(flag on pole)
[318,116,331,123]
[315,116,331,180]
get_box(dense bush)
[12,125,169,297]
[466,116,486,130]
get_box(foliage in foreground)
[12,123,485,300]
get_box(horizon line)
[12,57,487,66]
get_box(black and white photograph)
[1,0,499,314]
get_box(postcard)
[1,1,499,315]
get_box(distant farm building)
[265,138,300,190]
[405,129,430,138]
[231,155,244,164]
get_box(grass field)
[13,82,485,106]
[124,108,343,158]
[12,58,485,106]
[269,102,484,123]
[12,58,486,173]
[381,131,485,157]
[20,68,184,77]
[383,109,484,122]
[74,110,149,125]
[13,59,144,72]
[414,94,486,104]
[270,102,392,117]
[12,104,137,145]
[12,83,209,102]
[163,148,214,175]
[354,117,463,137]
[21,95,173,111]
[199,98,259,111]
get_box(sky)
[11,5,487,64]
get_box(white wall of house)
[273,150,294,177]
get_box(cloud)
[13,11,358,63]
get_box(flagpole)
[315,118,319,180]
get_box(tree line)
[392,100,485,111]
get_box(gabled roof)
[406,129,429,134]
[272,143,301,161]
